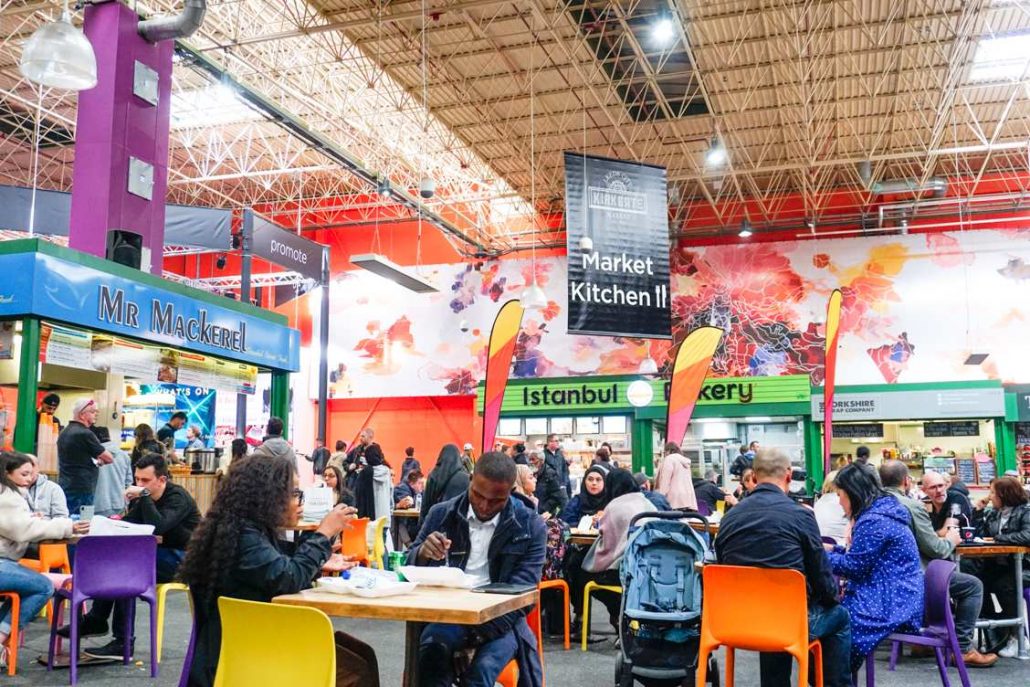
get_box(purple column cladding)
[69,1,172,274]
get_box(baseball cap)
[72,398,96,416]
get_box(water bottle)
[415,493,423,511]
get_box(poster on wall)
[564,152,672,339]
[0,321,14,359]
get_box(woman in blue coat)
[826,463,923,673]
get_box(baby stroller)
[614,511,718,687]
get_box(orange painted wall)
[326,395,480,484]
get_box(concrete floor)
[6,593,1029,686]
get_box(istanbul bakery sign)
[564,152,672,339]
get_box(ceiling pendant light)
[519,282,548,310]
[639,356,659,375]
[738,218,753,238]
[705,136,727,167]
[520,12,546,313]
[19,0,97,91]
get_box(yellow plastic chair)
[581,582,622,651]
[370,516,389,569]
[214,597,335,687]
[155,583,190,662]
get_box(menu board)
[955,458,977,485]
[923,421,980,437]
[39,324,93,368]
[834,423,884,439]
[178,352,256,394]
[976,459,996,483]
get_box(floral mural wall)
[320,227,1030,399]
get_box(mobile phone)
[80,505,94,521]
[471,582,537,595]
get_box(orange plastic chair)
[697,565,823,687]
[538,579,570,650]
[0,591,20,675]
[497,592,544,687]
[339,517,370,567]
[19,544,71,575]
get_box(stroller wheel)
[614,658,633,687]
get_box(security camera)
[419,177,435,199]
[459,319,470,333]
[579,236,593,253]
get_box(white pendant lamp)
[639,356,659,375]
[519,282,547,311]
[20,1,97,91]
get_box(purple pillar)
[69,1,172,275]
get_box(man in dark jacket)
[543,434,571,497]
[308,438,331,474]
[69,453,201,658]
[511,442,529,466]
[693,470,737,515]
[408,452,546,687]
[729,445,753,478]
[716,449,851,687]
[530,451,567,517]
[344,427,373,490]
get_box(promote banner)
[666,327,723,445]
[251,216,327,282]
[823,289,843,472]
[564,152,672,339]
[481,300,525,452]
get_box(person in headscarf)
[561,465,610,526]
[354,443,391,522]
[654,442,698,511]
[419,444,471,523]
[571,468,657,636]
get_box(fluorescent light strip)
[350,253,438,293]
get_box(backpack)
[541,516,569,581]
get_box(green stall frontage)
[0,240,300,513]
[812,380,1009,491]
[1003,384,1030,480]
[477,373,813,485]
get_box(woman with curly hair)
[178,454,376,687]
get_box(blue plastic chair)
[46,535,159,685]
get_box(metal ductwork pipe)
[138,0,206,43]
[870,177,947,197]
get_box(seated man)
[715,448,851,687]
[878,460,996,667]
[393,470,425,546]
[408,452,546,687]
[24,454,68,518]
[62,453,201,658]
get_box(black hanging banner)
[564,152,672,339]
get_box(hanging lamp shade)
[20,9,97,91]
[519,282,547,311]
[639,356,659,375]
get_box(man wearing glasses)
[56,398,114,514]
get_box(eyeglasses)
[291,488,305,505]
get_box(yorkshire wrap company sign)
[811,387,1005,422]
[0,248,299,370]
[564,152,672,339]
[477,375,810,414]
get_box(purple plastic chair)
[46,535,159,685]
[863,560,969,687]
[176,591,197,687]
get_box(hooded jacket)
[25,472,69,519]
[407,492,546,687]
[251,436,296,463]
[828,494,923,669]
[0,486,74,561]
[420,445,470,522]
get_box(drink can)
[389,551,406,571]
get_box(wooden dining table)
[956,543,1030,660]
[273,585,536,686]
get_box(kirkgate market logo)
[588,170,647,214]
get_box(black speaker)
[106,230,143,269]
